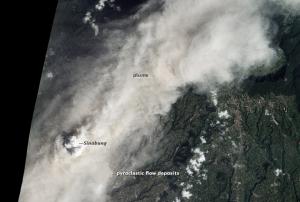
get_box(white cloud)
[211,90,218,106]
[90,22,99,36]
[83,12,100,36]
[218,110,230,119]
[200,136,206,144]
[274,168,283,176]
[182,190,192,199]
[174,197,181,202]
[83,11,92,24]
[46,72,53,79]
[186,148,206,174]
[95,0,108,11]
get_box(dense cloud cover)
[19,0,300,201]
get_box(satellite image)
[19,0,300,202]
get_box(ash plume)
[19,0,299,202]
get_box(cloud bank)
[19,0,299,202]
